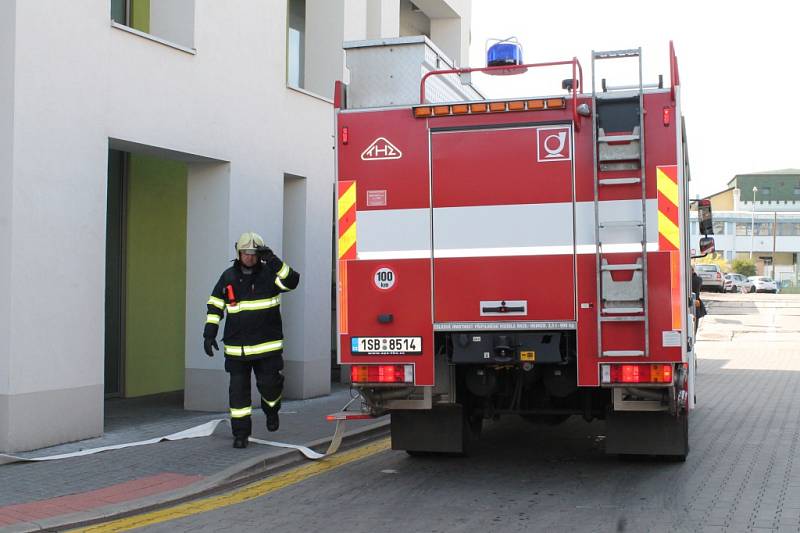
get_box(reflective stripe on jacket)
[204,254,300,360]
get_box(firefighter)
[691,266,707,333]
[203,232,300,449]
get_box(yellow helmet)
[235,232,265,258]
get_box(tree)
[731,258,756,277]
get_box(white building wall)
[399,0,431,37]
[1,0,338,451]
[1,0,471,451]
[415,0,469,65]
[3,0,109,451]
[689,212,800,281]
[343,0,368,41]
[0,0,16,450]
[305,0,346,99]
[693,234,800,256]
[367,0,401,39]
[734,195,800,213]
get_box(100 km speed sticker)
[373,267,396,290]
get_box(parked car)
[740,276,755,293]
[747,276,778,293]
[724,273,751,293]
[695,264,724,292]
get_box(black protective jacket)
[691,271,707,319]
[204,254,300,360]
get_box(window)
[111,0,129,26]
[736,222,773,236]
[778,222,800,236]
[761,187,771,195]
[110,0,148,32]
[110,0,195,50]
[793,187,800,196]
[287,0,306,89]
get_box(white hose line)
[0,418,348,466]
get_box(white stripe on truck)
[355,200,658,260]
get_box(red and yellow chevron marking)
[657,165,680,251]
[658,165,683,330]
[338,181,357,260]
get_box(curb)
[5,419,390,533]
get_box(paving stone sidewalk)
[0,384,385,531]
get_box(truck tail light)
[351,364,414,384]
[601,364,674,384]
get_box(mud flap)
[605,410,689,459]
[391,404,466,454]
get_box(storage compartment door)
[431,125,576,325]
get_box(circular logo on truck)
[373,267,396,290]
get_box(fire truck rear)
[335,37,713,460]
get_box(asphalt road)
[97,293,800,533]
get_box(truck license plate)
[351,337,422,355]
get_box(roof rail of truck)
[420,58,584,130]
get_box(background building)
[0,0,471,452]
[690,170,800,282]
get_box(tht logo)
[537,126,571,162]
[361,137,403,161]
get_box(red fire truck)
[334,38,714,460]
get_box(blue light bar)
[487,42,523,67]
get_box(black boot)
[266,411,279,432]
[233,436,249,448]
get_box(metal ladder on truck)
[591,48,651,357]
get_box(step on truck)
[334,37,715,460]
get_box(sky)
[467,0,800,199]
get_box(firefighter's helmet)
[235,232,265,258]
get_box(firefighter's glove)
[204,337,219,357]
[256,246,278,264]
[256,245,276,261]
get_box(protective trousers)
[225,354,284,438]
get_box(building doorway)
[105,149,187,398]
